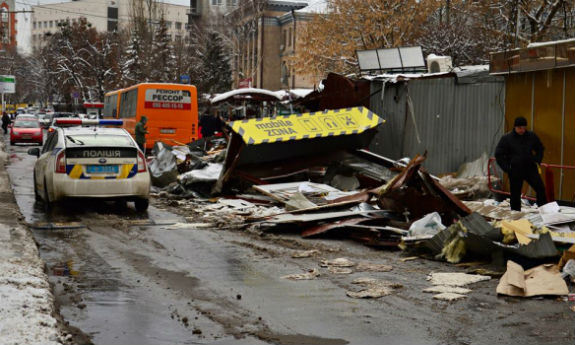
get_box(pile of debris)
[148,106,574,301]
[149,139,227,198]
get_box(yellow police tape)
[230,107,385,145]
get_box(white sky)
[15,0,189,54]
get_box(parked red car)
[10,119,43,145]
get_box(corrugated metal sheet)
[369,75,506,174]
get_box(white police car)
[28,119,150,211]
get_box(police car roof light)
[98,119,124,126]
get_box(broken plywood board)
[427,272,491,286]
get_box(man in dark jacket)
[495,116,547,211]
[1,112,11,134]
[135,115,148,152]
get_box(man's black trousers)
[509,166,547,211]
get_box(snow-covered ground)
[0,141,63,345]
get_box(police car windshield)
[65,135,134,147]
[14,120,39,128]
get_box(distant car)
[15,113,38,120]
[28,122,150,211]
[36,113,51,128]
[10,119,43,146]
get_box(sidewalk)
[0,140,63,345]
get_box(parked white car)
[28,121,150,211]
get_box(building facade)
[31,0,188,51]
[227,0,319,90]
[0,0,17,50]
[188,0,237,28]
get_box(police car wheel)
[134,198,149,212]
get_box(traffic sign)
[0,75,15,94]
[180,75,191,84]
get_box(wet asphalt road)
[6,139,268,344]
[5,135,575,345]
[6,139,391,345]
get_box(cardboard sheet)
[496,261,569,297]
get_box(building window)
[33,21,36,29]
[108,7,118,19]
[107,20,117,31]
[44,21,48,28]
[288,28,292,47]
[211,0,223,6]
[175,22,182,30]
[49,21,53,27]
[165,21,172,28]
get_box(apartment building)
[31,0,188,51]
[0,0,17,50]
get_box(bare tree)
[292,0,436,76]
[484,0,573,46]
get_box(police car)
[27,119,150,211]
